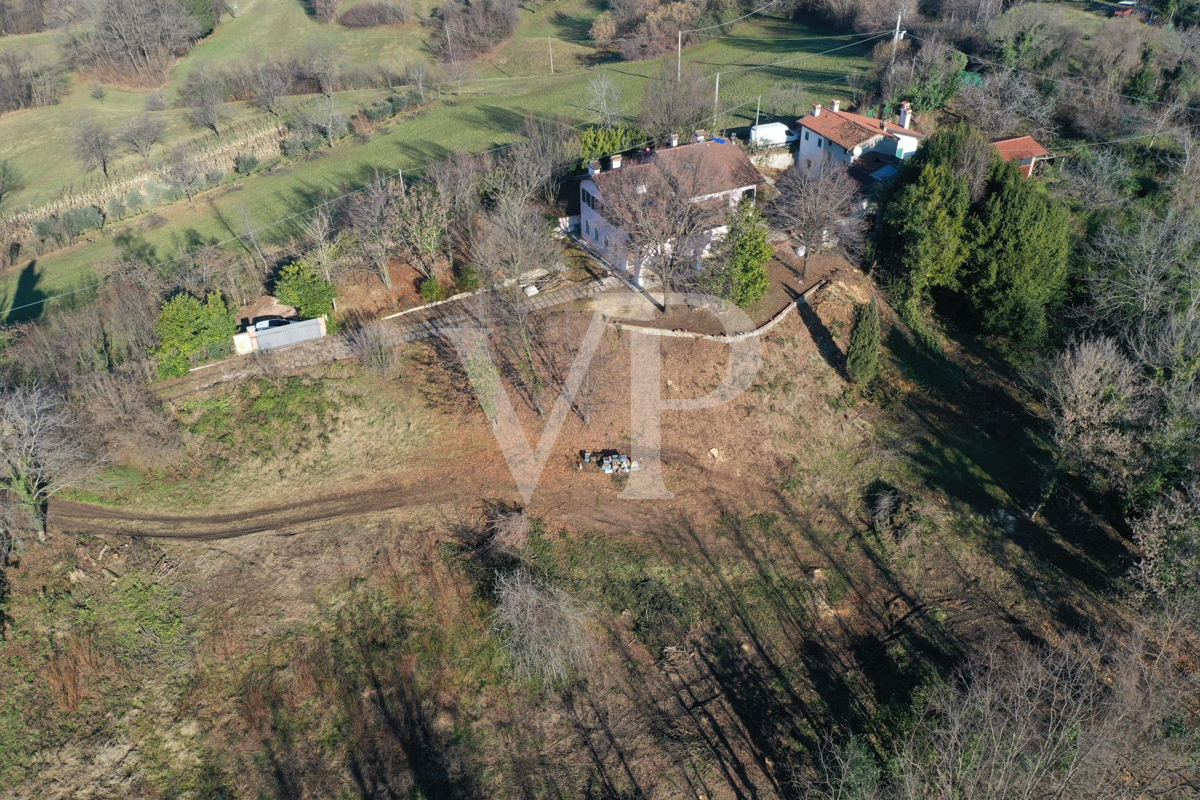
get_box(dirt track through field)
[47,480,486,540]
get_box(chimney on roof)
[899,100,912,130]
[831,99,840,113]
[812,103,821,117]
[588,160,601,176]
[693,129,706,143]
[610,153,622,170]
[669,132,679,147]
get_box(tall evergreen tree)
[886,163,970,320]
[706,196,773,307]
[847,297,882,386]
[967,161,1071,343]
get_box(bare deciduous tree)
[390,182,451,281]
[492,569,591,684]
[1056,148,1135,210]
[640,62,710,140]
[348,175,395,289]
[310,0,339,22]
[770,163,865,275]
[62,0,199,84]
[500,114,579,205]
[73,118,116,178]
[955,69,1057,140]
[252,64,292,114]
[120,114,165,158]
[597,150,715,310]
[1132,483,1200,603]
[891,630,1197,799]
[0,385,100,537]
[181,67,229,136]
[348,321,398,377]
[472,195,562,412]
[1045,337,1153,494]
[402,59,431,103]
[1086,207,1200,331]
[430,151,488,260]
[587,69,623,129]
[160,146,205,201]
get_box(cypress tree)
[846,297,882,386]
[707,196,772,307]
[886,163,970,321]
[967,161,1071,343]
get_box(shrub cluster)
[338,0,411,27]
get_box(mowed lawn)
[0,12,877,320]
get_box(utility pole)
[713,72,720,111]
[754,95,761,131]
[889,10,902,70]
[548,37,554,74]
[445,26,454,65]
[677,30,682,80]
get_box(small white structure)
[795,100,924,178]
[233,317,326,355]
[749,122,796,147]
[579,133,764,286]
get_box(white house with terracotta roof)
[579,132,764,285]
[991,135,1051,178]
[795,100,924,178]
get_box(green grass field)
[0,8,878,321]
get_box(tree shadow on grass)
[250,624,485,799]
[882,322,1134,635]
[3,260,47,323]
[797,296,846,379]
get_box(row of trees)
[882,123,1071,344]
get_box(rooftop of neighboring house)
[588,135,765,199]
[846,150,902,186]
[796,101,925,150]
[991,135,1051,162]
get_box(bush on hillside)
[339,1,411,27]
[275,259,337,322]
[153,292,236,378]
[234,153,260,174]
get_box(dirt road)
[47,480,488,540]
[47,478,688,541]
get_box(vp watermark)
[444,291,762,503]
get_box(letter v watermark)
[442,309,610,504]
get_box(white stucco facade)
[579,173,757,287]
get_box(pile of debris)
[578,450,641,475]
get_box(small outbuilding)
[749,122,796,147]
[991,135,1051,178]
[233,317,327,355]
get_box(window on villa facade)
[804,130,809,141]
[817,138,822,148]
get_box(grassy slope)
[0,0,439,214]
[0,291,1139,796]
[0,13,875,320]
